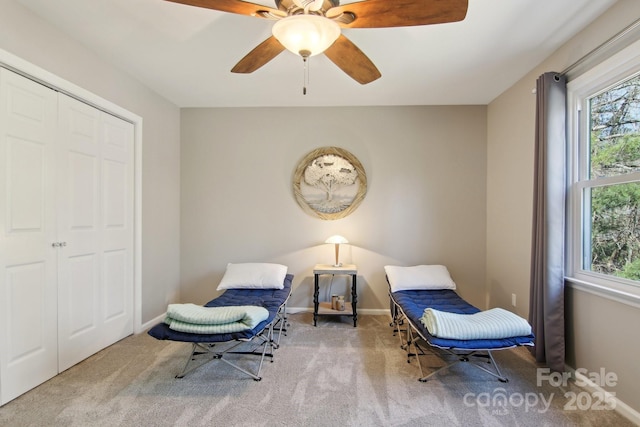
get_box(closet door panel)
[5,263,49,361]
[104,249,127,321]
[57,95,133,372]
[103,159,126,228]
[0,68,58,405]
[7,138,45,230]
[57,95,101,371]
[6,263,47,356]
[68,151,98,229]
[99,112,133,341]
[66,254,98,337]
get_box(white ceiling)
[17,0,617,107]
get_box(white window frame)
[567,38,640,303]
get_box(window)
[568,40,640,298]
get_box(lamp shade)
[272,15,340,58]
[325,235,348,244]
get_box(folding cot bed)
[148,263,292,381]
[385,265,534,383]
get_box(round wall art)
[293,146,367,220]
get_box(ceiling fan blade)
[327,0,468,28]
[231,36,286,73]
[324,35,381,85]
[164,0,285,19]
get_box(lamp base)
[332,263,343,267]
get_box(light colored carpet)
[0,313,633,427]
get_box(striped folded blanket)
[164,304,269,334]
[420,307,532,340]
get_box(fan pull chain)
[299,50,311,95]
[302,56,309,95]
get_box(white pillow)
[384,265,456,292]
[217,263,288,290]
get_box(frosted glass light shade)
[325,235,348,244]
[272,15,340,57]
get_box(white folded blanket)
[420,307,532,340]
[164,304,269,334]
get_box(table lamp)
[325,235,348,267]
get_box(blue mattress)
[391,289,534,350]
[148,274,293,343]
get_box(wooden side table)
[313,264,358,327]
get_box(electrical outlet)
[511,293,517,307]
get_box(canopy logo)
[463,388,554,414]
[464,367,618,415]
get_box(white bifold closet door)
[0,68,134,405]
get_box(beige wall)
[565,287,640,413]
[0,1,182,324]
[487,0,640,415]
[180,106,487,311]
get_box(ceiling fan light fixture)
[272,14,340,57]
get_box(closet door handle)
[51,242,67,248]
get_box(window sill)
[565,277,640,309]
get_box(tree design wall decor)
[293,146,367,220]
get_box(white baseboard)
[140,312,166,332]
[566,365,640,425]
[285,307,390,316]
[284,307,311,314]
[140,308,390,331]
[358,308,392,316]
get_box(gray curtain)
[529,72,567,373]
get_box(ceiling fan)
[165,0,468,85]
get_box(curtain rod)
[560,16,640,77]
